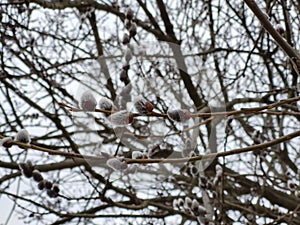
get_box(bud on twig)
[32,169,43,182]
[129,23,137,37]
[19,162,33,178]
[19,160,34,178]
[44,180,53,190]
[38,180,45,190]
[52,183,60,196]
[287,180,297,191]
[15,129,31,144]
[275,24,285,35]
[109,110,134,126]
[120,69,130,84]
[99,97,114,111]
[80,91,97,111]
[125,7,133,20]
[132,151,143,159]
[47,189,57,198]
[124,19,131,29]
[122,33,130,45]
[167,109,191,122]
[0,137,13,148]
[134,98,154,115]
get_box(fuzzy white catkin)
[109,110,133,126]
[106,158,128,171]
[134,97,153,115]
[134,98,147,114]
[99,97,113,111]
[15,129,31,143]
[80,91,97,111]
[167,109,190,122]
[132,151,143,159]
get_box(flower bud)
[275,24,284,35]
[124,19,131,29]
[38,180,45,190]
[52,183,60,194]
[32,170,43,182]
[134,98,154,115]
[129,23,137,37]
[99,97,114,111]
[122,33,130,45]
[15,129,31,144]
[26,160,34,169]
[19,163,33,178]
[167,109,190,122]
[122,63,130,71]
[109,110,134,126]
[145,101,154,112]
[106,158,128,171]
[288,180,296,191]
[80,91,97,111]
[0,137,13,148]
[132,151,143,159]
[47,189,58,198]
[44,180,53,189]
[120,69,130,84]
[125,7,133,20]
